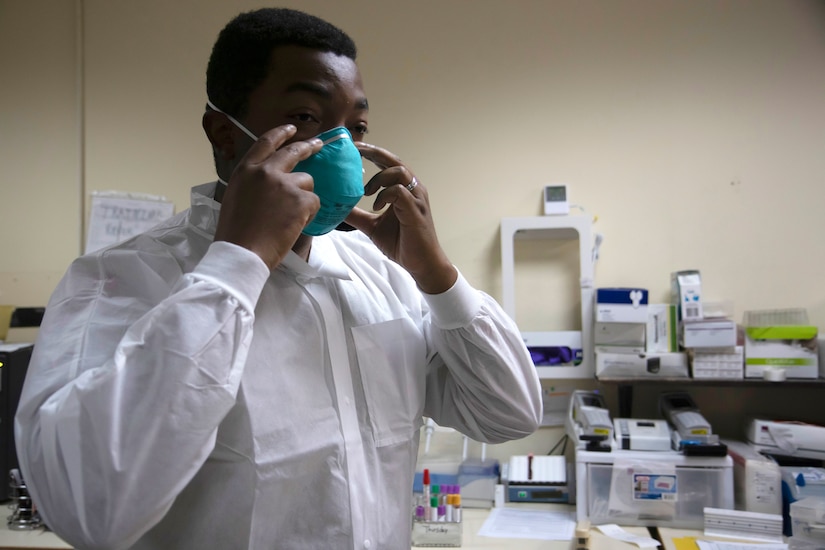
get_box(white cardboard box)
[744,335,819,379]
[671,270,703,322]
[722,439,782,515]
[743,311,819,379]
[594,322,646,348]
[690,346,744,379]
[647,303,679,353]
[596,351,688,378]
[596,288,649,324]
[681,319,737,349]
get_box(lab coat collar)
[279,236,353,282]
[189,182,222,236]
[190,182,352,282]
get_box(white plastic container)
[790,496,825,544]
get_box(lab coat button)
[363,540,371,549]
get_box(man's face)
[233,45,369,160]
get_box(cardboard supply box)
[722,439,782,516]
[671,270,703,322]
[596,351,688,378]
[743,325,819,379]
[742,309,820,379]
[594,322,646,353]
[681,319,738,349]
[595,288,649,324]
[647,303,679,353]
[595,344,646,355]
[690,346,744,379]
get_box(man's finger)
[363,166,411,195]
[244,125,323,170]
[356,142,403,170]
[242,124,297,164]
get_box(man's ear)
[202,110,237,162]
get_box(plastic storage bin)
[790,496,825,545]
[575,449,733,528]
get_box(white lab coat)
[15,182,542,550]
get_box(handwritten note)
[85,192,175,253]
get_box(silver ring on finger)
[406,177,418,192]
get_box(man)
[16,8,541,549]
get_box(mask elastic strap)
[322,131,349,145]
[206,99,259,142]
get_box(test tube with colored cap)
[422,469,431,503]
[429,497,439,521]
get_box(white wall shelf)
[501,216,595,379]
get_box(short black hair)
[206,8,357,119]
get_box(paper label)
[633,474,678,501]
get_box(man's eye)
[293,113,319,123]
[351,124,369,136]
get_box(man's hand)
[345,142,457,294]
[214,125,324,270]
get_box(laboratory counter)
[0,521,70,550]
[6,518,786,549]
[1,503,655,549]
[454,505,652,549]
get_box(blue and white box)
[671,270,703,322]
[596,288,649,324]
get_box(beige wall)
[0,0,81,307]
[3,0,825,323]
[2,0,824,456]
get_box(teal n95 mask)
[207,100,364,236]
[294,127,364,236]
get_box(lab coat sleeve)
[421,271,543,444]
[14,241,270,550]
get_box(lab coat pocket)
[352,318,427,447]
